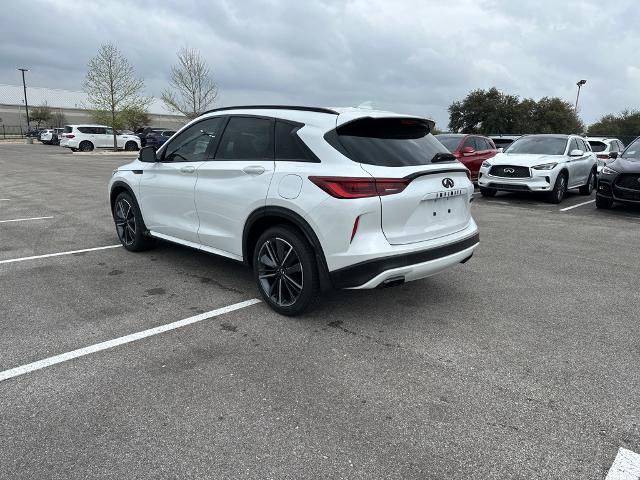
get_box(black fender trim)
[330,232,480,289]
[243,206,333,292]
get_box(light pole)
[575,79,586,111]
[17,68,30,131]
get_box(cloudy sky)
[1,0,638,128]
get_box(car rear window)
[588,141,607,152]
[332,117,448,167]
[64,126,72,133]
[492,139,514,148]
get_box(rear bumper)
[330,232,479,289]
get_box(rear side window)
[64,126,73,133]
[78,127,94,134]
[216,117,274,160]
[275,121,317,162]
[461,137,475,150]
[333,117,447,167]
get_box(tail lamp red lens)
[309,177,411,199]
[66,134,75,138]
[597,154,609,159]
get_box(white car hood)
[491,153,564,167]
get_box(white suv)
[108,106,479,315]
[62,125,141,152]
[478,134,597,203]
[585,137,625,174]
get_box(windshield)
[506,136,568,155]
[435,135,463,152]
[335,117,448,167]
[621,138,640,160]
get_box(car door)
[565,138,586,186]
[195,115,275,257]
[138,116,225,244]
[576,138,593,184]
[102,127,117,148]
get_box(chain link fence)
[1,125,26,139]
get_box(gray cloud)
[0,0,638,128]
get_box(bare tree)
[30,102,52,128]
[51,111,67,128]
[83,43,149,150]
[162,48,218,119]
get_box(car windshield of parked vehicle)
[435,135,463,152]
[620,139,640,160]
[505,136,568,155]
[336,118,448,166]
[588,141,607,152]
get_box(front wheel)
[595,195,613,209]
[579,169,596,195]
[546,173,567,204]
[113,192,156,251]
[253,226,321,316]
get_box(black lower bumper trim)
[330,232,480,289]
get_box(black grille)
[489,165,530,178]
[615,174,640,191]
[487,183,530,191]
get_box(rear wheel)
[546,172,567,204]
[125,141,138,151]
[479,187,497,197]
[113,192,155,251]
[79,141,94,152]
[579,169,596,195]
[253,226,320,316]
[595,195,613,209]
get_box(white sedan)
[478,134,597,203]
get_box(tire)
[579,169,596,195]
[253,226,321,316]
[112,192,156,252]
[79,141,94,152]
[479,187,497,197]
[125,141,139,151]
[595,194,613,209]
[546,172,567,204]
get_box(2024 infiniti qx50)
[108,106,479,315]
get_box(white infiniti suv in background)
[62,124,141,152]
[108,106,479,315]
[478,134,597,203]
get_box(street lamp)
[575,79,587,111]
[17,68,30,131]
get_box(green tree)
[162,47,218,119]
[91,106,150,131]
[30,102,52,128]
[588,110,640,139]
[83,43,149,150]
[448,87,584,134]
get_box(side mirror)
[569,149,584,157]
[608,151,619,159]
[461,146,475,155]
[139,146,158,163]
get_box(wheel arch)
[109,180,137,214]
[243,206,332,292]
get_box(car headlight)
[602,166,618,175]
[531,163,558,170]
[481,161,492,168]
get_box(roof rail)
[202,105,339,115]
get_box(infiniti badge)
[442,178,454,188]
[504,168,515,173]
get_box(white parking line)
[0,298,262,382]
[605,448,640,479]
[560,200,595,212]
[0,244,121,265]
[0,198,10,201]
[0,216,54,223]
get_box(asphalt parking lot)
[1,143,639,479]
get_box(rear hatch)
[334,115,472,245]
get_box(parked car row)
[134,127,177,149]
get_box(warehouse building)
[0,84,186,134]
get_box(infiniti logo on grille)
[504,168,515,173]
[442,178,454,188]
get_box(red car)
[435,134,498,182]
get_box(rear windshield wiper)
[430,152,457,163]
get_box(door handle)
[242,165,266,175]
[180,166,196,174]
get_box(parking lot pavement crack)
[327,320,405,350]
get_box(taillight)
[66,134,75,138]
[597,154,609,159]
[309,177,411,199]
